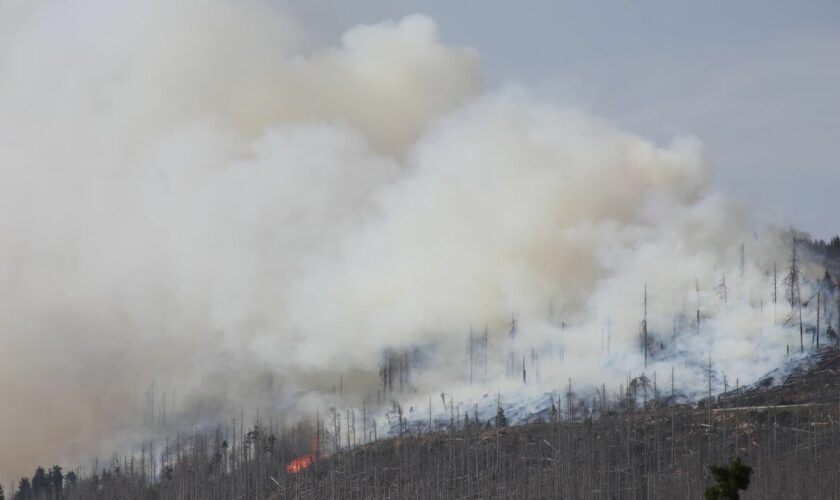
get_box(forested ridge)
[6,350,840,499]
[6,235,840,500]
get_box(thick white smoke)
[0,0,819,483]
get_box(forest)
[6,351,840,499]
[4,235,839,499]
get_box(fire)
[285,436,319,474]
[286,453,314,474]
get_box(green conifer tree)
[704,457,753,500]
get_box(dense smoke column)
[0,0,810,482]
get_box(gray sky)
[290,0,839,239]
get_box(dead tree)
[642,284,648,368]
[483,325,489,384]
[785,238,802,307]
[507,316,517,378]
[773,262,778,324]
[739,244,746,303]
[817,290,821,348]
[784,237,803,352]
[468,327,474,385]
[696,278,702,335]
[707,352,713,454]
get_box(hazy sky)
[290,0,839,238]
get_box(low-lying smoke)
[0,0,822,483]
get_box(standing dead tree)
[506,315,517,379]
[773,262,778,324]
[695,278,702,336]
[817,290,821,348]
[738,244,746,304]
[641,284,649,368]
[717,273,728,311]
[784,237,804,352]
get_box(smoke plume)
[0,0,819,482]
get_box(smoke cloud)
[0,0,818,482]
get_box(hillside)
[8,240,839,499]
[9,347,840,500]
[271,350,840,499]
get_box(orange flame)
[286,453,314,474]
[285,436,319,474]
